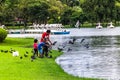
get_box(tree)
[81,0,116,23]
[60,8,73,25]
[46,0,65,23]
[70,6,86,27]
[115,1,120,25]
[60,0,80,7]
[0,0,6,5]
[27,1,50,24]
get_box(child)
[38,38,50,58]
[33,39,38,57]
[38,42,46,58]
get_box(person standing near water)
[40,30,52,57]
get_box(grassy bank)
[0,38,98,80]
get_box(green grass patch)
[0,38,99,80]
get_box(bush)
[0,28,7,42]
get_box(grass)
[0,38,99,80]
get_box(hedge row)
[0,28,7,42]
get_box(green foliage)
[61,6,86,27]
[61,8,74,25]
[0,15,4,24]
[60,0,80,7]
[1,0,120,27]
[0,28,7,42]
[115,2,120,22]
[81,0,116,23]
[27,1,50,23]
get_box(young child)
[33,39,38,57]
[38,38,50,58]
[38,42,46,58]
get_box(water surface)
[55,28,120,80]
[8,27,120,80]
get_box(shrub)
[0,28,7,42]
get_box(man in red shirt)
[40,30,52,45]
[40,30,52,57]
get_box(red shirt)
[40,32,50,42]
[33,43,38,49]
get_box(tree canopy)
[0,0,120,27]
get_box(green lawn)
[0,38,99,80]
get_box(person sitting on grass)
[33,39,38,58]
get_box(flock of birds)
[57,38,90,52]
[0,48,51,62]
[0,41,59,62]
[0,38,90,62]
[0,48,31,59]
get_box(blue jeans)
[38,48,43,54]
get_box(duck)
[96,22,103,29]
[107,22,114,28]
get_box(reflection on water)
[55,35,120,80]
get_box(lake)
[54,28,120,80]
[8,27,120,80]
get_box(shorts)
[38,48,43,54]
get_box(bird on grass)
[4,50,8,53]
[9,51,12,53]
[31,50,34,53]
[49,50,52,53]
[31,55,36,62]
[50,55,52,58]
[10,48,15,52]
[47,55,52,58]
[26,51,29,54]
[1,50,3,52]
[20,56,23,59]
[24,54,28,57]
